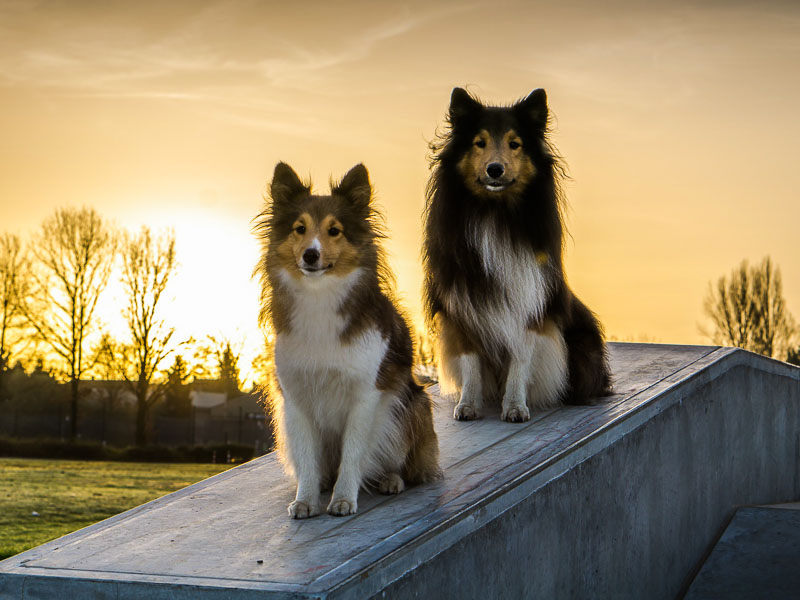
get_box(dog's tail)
[563,295,612,404]
[402,382,443,484]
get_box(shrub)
[0,436,264,463]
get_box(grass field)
[0,458,231,560]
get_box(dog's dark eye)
[509,141,521,149]
[475,140,486,148]
[295,225,306,235]
[328,227,340,237]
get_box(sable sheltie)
[422,88,611,422]
[255,162,441,518]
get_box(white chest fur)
[274,268,388,432]
[443,218,550,353]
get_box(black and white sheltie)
[256,162,441,518]
[423,88,611,422]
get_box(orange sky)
[2,1,799,380]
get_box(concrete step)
[1,343,798,599]
[685,503,800,600]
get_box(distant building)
[80,380,137,407]
[189,390,227,411]
[209,392,265,420]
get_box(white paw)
[454,403,478,421]
[327,497,357,516]
[288,500,319,519]
[502,404,531,423]
[379,473,405,495]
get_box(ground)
[0,458,230,560]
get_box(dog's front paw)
[502,404,531,423]
[288,500,319,519]
[378,473,405,495]
[327,497,357,516]
[453,403,478,421]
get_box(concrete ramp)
[1,344,798,599]
[685,503,800,599]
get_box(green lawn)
[0,458,231,560]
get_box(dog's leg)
[283,399,322,519]
[378,472,405,494]
[502,339,533,422]
[453,353,481,420]
[328,387,381,516]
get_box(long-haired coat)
[423,88,611,422]
[256,162,440,517]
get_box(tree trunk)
[135,377,150,446]
[0,359,7,403]
[69,377,79,441]
[135,396,148,446]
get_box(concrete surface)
[684,505,800,600]
[0,343,798,599]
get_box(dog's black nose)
[486,163,504,179]
[302,248,320,265]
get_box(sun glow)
[2,0,799,378]
[92,203,265,387]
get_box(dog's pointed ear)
[517,88,548,130]
[449,87,482,125]
[270,162,309,205]
[332,163,371,210]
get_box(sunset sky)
[1,0,799,382]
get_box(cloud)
[0,0,479,140]
[0,1,474,94]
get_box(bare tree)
[788,346,800,367]
[702,260,756,349]
[22,208,116,439]
[702,256,797,359]
[0,234,30,386]
[749,256,796,358]
[115,227,179,446]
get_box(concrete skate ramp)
[1,343,798,599]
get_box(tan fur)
[437,312,477,357]
[531,317,560,337]
[436,313,500,406]
[274,212,360,280]
[400,392,444,484]
[457,129,536,199]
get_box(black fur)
[423,88,611,404]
